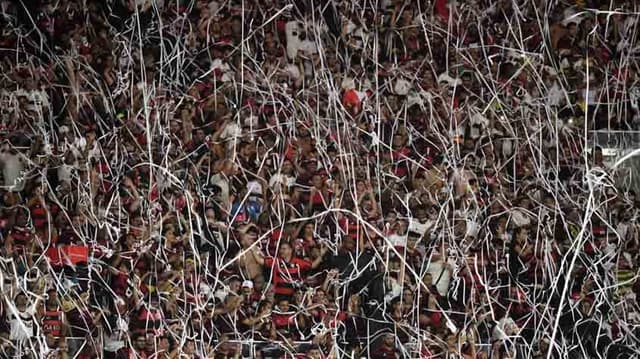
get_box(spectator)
[0,0,639,357]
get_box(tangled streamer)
[1,0,640,358]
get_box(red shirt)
[264,257,312,296]
[9,226,32,253]
[434,0,450,22]
[272,311,294,329]
[31,202,58,230]
[42,309,63,337]
[374,345,399,358]
[392,147,411,177]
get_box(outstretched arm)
[251,247,265,266]
[311,244,329,269]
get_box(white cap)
[242,280,254,289]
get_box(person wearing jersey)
[271,298,296,339]
[5,208,33,257]
[102,297,130,359]
[41,289,67,339]
[251,241,327,301]
[6,292,41,355]
[372,332,400,358]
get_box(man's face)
[395,220,408,234]
[205,209,216,223]
[385,212,398,225]
[282,161,293,174]
[279,300,290,311]
[229,280,241,294]
[392,134,404,148]
[403,289,414,302]
[242,143,255,157]
[145,338,155,353]
[47,291,58,305]
[423,273,433,286]
[15,211,28,226]
[313,290,326,304]
[253,276,265,291]
[463,76,472,89]
[185,260,195,272]
[57,339,68,352]
[304,223,314,234]
[384,334,395,346]
[135,337,146,349]
[15,294,27,307]
[195,0,207,10]
[278,243,293,260]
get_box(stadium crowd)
[0,0,640,358]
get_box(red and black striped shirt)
[264,257,312,296]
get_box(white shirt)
[388,232,407,248]
[103,316,128,352]
[285,21,302,59]
[298,39,317,55]
[57,163,76,185]
[425,259,451,296]
[0,152,24,192]
[511,209,531,228]
[408,220,430,237]
[547,82,564,107]
[210,173,230,210]
[246,180,262,197]
[211,58,232,82]
[9,304,36,341]
[630,86,640,111]
[492,316,518,342]
[269,173,296,191]
[219,123,242,150]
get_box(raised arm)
[251,247,265,266]
[311,245,329,270]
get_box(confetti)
[0,0,639,358]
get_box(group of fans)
[1,0,640,358]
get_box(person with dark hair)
[252,241,327,301]
[4,292,40,356]
[41,289,66,340]
[0,0,639,357]
[372,332,399,359]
